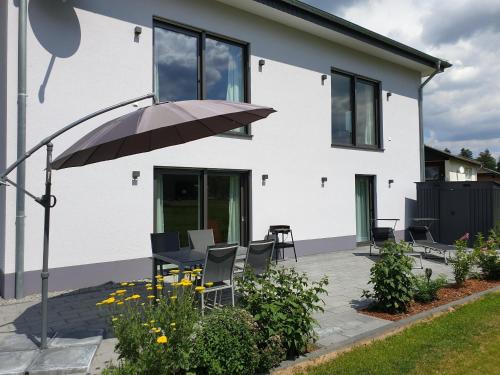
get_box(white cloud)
[304,0,500,161]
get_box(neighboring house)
[478,167,500,184]
[425,145,480,182]
[0,0,450,298]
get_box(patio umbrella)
[51,100,275,169]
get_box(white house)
[0,0,450,298]
[425,145,480,182]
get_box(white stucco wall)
[3,0,421,279]
[445,159,478,181]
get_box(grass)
[302,292,500,375]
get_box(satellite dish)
[458,166,465,174]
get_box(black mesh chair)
[150,232,181,279]
[242,240,275,276]
[200,243,238,314]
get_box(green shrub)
[450,239,475,285]
[362,241,415,313]
[237,265,328,361]
[474,231,500,280]
[193,307,259,375]
[413,269,448,303]
[98,275,201,374]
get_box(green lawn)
[303,292,500,375]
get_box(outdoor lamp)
[388,179,394,188]
[321,177,327,187]
[386,92,392,101]
[321,74,327,85]
[259,59,266,72]
[132,171,140,185]
[262,174,269,186]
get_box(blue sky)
[303,0,500,160]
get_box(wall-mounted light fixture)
[132,170,141,185]
[258,59,266,72]
[134,26,142,42]
[388,179,394,188]
[321,177,328,188]
[262,174,269,186]
[321,74,327,85]
[386,92,392,101]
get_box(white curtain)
[227,175,240,243]
[356,83,375,145]
[226,57,245,133]
[355,178,369,242]
[155,176,164,233]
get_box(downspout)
[15,0,27,298]
[418,60,441,182]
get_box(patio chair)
[370,219,423,268]
[236,239,275,276]
[200,243,238,314]
[150,232,181,278]
[408,225,458,264]
[188,229,215,253]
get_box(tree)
[476,149,497,170]
[459,148,473,159]
[444,148,451,153]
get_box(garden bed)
[360,279,500,321]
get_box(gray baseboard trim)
[1,234,358,298]
[294,235,356,257]
[1,257,152,299]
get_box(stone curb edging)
[272,285,500,375]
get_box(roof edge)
[254,0,451,72]
[425,145,482,166]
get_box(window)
[154,21,249,134]
[331,70,381,148]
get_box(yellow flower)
[140,302,145,306]
[154,275,164,279]
[147,295,155,300]
[170,269,180,274]
[179,278,192,287]
[101,297,115,304]
[156,285,163,290]
[95,302,103,306]
[128,283,135,286]
[156,298,160,302]
[151,327,161,333]
[120,282,128,286]
[117,301,124,305]
[146,287,153,291]
[170,322,176,327]
[192,268,203,273]
[143,323,149,327]
[145,283,152,287]
[116,289,127,295]
[170,295,177,300]
[182,270,192,274]
[109,292,116,296]
[195,286,206,293]
[150,320,156,324]
[112,317,118,322]
[205,282,214,287]
[131,294,140,299]
[157,335,168,344]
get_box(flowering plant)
[473,231,500,280]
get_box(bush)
[450,239,475,285]
[413,269,448,303]
[193,308,259,375]
[98,274,201,374]
[237,265,328,362]
[474,231,500,280]
[362,241,415,313]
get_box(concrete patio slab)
[0,333,38,352]
[27,345,98,375]
[0,350,39,375]
[49,329,104,348]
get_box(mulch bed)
[360,279,500,321]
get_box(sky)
[303,0,500,160]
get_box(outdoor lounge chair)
[187,229,215,253]
[370,219,423,268]
[237,239,275,276]
[408,225,458,264]
[199,243,238,314]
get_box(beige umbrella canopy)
[51,100,276,170]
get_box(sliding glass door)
[355,175,375,244]
[155,169,248,247]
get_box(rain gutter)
[419,61,442,182]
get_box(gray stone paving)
[0,247,454,374]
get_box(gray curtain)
[155,176,164,233]
[227,175,240,243]
[355,178,369,242]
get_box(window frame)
[153,18,251,137]
[331,67,383,151]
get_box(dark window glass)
[331,74,353,145]
[355,80,376,146]
[154,27,199,102]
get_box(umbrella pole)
[40,143,54,349]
